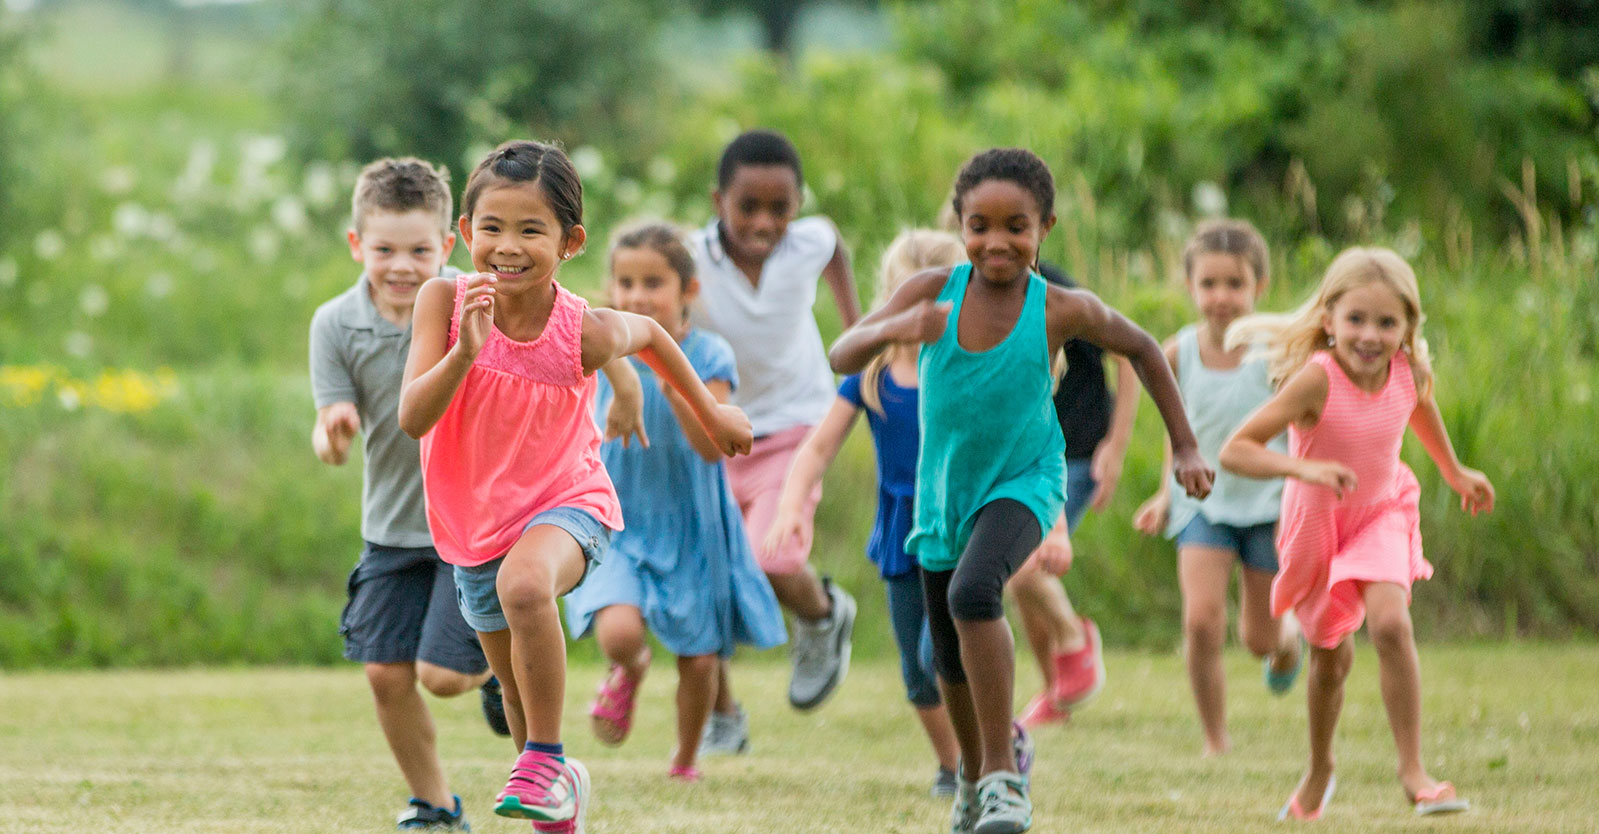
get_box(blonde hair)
[861,229,965,414]
[1227,246,1432,397]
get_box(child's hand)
[454,274,497,360]
[706,403,754,457]
[1448,466,1495,515]
[886,300,953,345]
[604,385,649,449]
[1172,446,1214,500]
[1132,492,1169,537]
[1021,521,1074,576]
[316,402,361,465]
[762,508,809,560]
[1088,438,1126,512]
[1295,459,1358,499]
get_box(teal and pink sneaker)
[531,760,590,834]
[495,750,580,822]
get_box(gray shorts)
[453,506,612,633]
[340,542,488,674]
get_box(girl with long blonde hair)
[1220,247,1494,820]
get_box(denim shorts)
[1175,515,1279,573]
[1061,457,1096,534]
[453,506,612,633]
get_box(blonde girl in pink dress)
[399,141,753,832]
[1220,247,1494,822]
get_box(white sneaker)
[788,578,856,710]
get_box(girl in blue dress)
[765,229,966,797]
[566,222,786,782]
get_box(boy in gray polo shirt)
[309,158,499,832]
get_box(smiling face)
[609,246,696,337]
[713,163,801,265]
[958,179,1054,285]
[1324,279,1410,381]
[348,209,453,313]
[1188,251,1263,332]
[458,181,585,291]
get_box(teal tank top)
[906,264,1067,572]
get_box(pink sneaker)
[589,654,647,746]
[532,759,590,833]
[1017,691,1071,729]
[495,749,578,822]
[1051,618,1105,708]
[668,764,702,783]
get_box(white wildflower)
[146,272,175,300]
[1192,182,1227,217]
[0,257,17,288]
[614,178,642,207]
[34,229,65,260]
[146,213,178,243]
[646,156,677,186]
[90,236,120,262]
[249,227,282,262]
[112,202,150,238]
[57,385,82,411]
[79,284,109,317]
[271,195,309,236]
[302,162,339,209]
[823,170,845,194]
[100,166,136,195]
[570,146,605,181]
[63,331,93,359]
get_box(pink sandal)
[1278,775,1336,821]
[589,652,648,746]
[668,764,702,783]
[1410,781,1470,816]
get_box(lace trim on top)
[448,275,585,387]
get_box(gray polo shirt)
[309,272,455,548]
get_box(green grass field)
[2,644,1596,833]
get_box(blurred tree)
[687,0,896,56]
[273,0,669,173]
[1467,0,1599,79]
[0,11,29,250]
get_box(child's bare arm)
[312,403,361,465]
[762,397,860,557]
[662,378,733,462]
[1219,362,1358,498]
[583,308,752,456]
[1408,392,1495,514]
[1132,340,1179,534]
[599,359,649,449]
[821,222,862,328]
[1054,289,1212,499]
[399,276,492,439]
[828,268,950,374]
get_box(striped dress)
[1271,350,1430,648]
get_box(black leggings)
[921,498,1042,684]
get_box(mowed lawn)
[1,643,1596,833]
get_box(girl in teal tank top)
[830,149,1214,834]
[907,262,1065,571]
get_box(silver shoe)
[788,578,856,710]
[698,702,749,756]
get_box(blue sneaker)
[1264,635,1305,696]
[396,795,470,831]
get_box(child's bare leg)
[953,617,1018,775]
[1363,581,1441,797]
[1179,545,1235,755]
[497,525,588,745]
[1239,567,1300,672]
[1295,638,1353,812]
[711,659,736,713]
[415,661,492,697]
[939,678,983,780]
[673,654,719,770]
[365,661,453,809]
[915,704,961,771]
[593,605,652,677]
[765,566,832,621]
[477,629,525,746]
[1007,561,1084,693]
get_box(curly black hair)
[716,129,804,191]
[951,148,1055,222]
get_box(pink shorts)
[726,424,822,576]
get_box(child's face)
[1324,280,1408,379]
[713,164,800,264]
[347,209,454,310]
[609,246,697,334]
[959,180,1053,285]
[458,182,585,291]
[1187,252,1262,329]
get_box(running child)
[830,148,1213,834]
[308,157,503,831]
[398,141,753,831]
[1009,260,1140,729]
[1131,219,1304,756]
[688,129,860,751]
[1219,247,1493,820]
[763,228,964,797]
[565,221,786,783]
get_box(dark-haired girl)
[399,141,754,831]
[830,148,1213,834]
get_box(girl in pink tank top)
[398,141,752,831]
[1220,248,1494,821]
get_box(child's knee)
[1367,609,1414,653]
[678,653,718,678]
[1310,644,1353,680]
[364,662,416,702]
[497,566,558,618]
[1183,604,1227,646]
[416,662,479,697]
[1239,617,1278,657]
[947,572,1004,622]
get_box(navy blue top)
[838,368,919,579]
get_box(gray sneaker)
[974,771,1032,834]
[698,702,749,756]
[788,578,856,710]
[932,767,958,798]
[949,772,979,834]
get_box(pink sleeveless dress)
[419,276,623,567]
[1272,351,1430,648]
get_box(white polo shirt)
[688,216,839,437]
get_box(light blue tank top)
[907,264,1066,571]
[1165,324,1286,536]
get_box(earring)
[1325,334,1334,347]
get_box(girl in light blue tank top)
[1130,218,1304,758]
[829,150,1214,834]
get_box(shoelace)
[506,754,564,803]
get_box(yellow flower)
[0,365,178,413]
